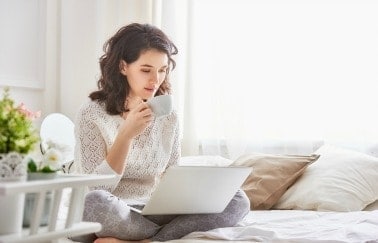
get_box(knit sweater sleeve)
[74,101,121,192]
[167,116,181,168]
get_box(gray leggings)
[77,189,250,242]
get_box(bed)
[6,113,377,242]
[161,144,378,243]
[58,144,378,242]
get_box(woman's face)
[121,49,168,101]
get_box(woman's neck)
[125,95,147,112]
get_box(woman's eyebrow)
[141,64,153,67]
[140,64,168,68]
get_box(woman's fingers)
[124,102,153,128]
[132,102,153,119]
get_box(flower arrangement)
[27,140,65,173]
[0,87,40,154]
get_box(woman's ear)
[120,60,128,76]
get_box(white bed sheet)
[62,208,378,243]
[178,210,378,243]
[59,199,378,243]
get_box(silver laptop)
[130,165,252,215]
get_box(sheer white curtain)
[181,0,378,159]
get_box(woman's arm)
[74,103,122,191]
[166,112,181,168]
[106,102,153,174]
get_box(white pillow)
[274,144,378,211]
[179,155,232,167]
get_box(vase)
[0,152,27,235]
[0,152,27,181]
[27,172,57,180]
[23,172,57,227]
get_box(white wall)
[58,0,156,120]
[0,0,157,124]
[0,0,45,126]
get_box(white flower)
[41,148,63,171]
[45,140,71,152]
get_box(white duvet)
[62,209,378,243]
[171,210,378,243]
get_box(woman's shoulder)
[78,99,106,113]
[76,99,107,121]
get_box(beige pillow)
[231,153,319,210]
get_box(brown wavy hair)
[89,23,178,115]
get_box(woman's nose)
[150,72,159,84]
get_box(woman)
[74,23,250,243]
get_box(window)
[184,0,378,157]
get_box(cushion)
[231,153,319,210]
[274,144,378,211]
[364,200,378,211]
[179,155,232,167]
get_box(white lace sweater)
[74,99,180,201]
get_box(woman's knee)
[83,190,160,240]
[83,190,120,222]
[192,190,250,230]
[237,189,251,210]
[85,189,113,204]
[224,190,250,221]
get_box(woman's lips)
[144,87,155,93]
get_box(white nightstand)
[0,174,116,243]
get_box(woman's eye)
[159,69,167,73]
[141,69,150,73]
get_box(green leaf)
[0,87,40,154]
[27,159,37,172]
[40,166,56,173]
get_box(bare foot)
[94,237,151,243]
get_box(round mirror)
[40,113,75,166]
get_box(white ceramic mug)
[146,95,173,117]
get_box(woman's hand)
[120,102,153,139]
[106,101,153,174]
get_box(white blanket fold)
[181,210,378,243]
